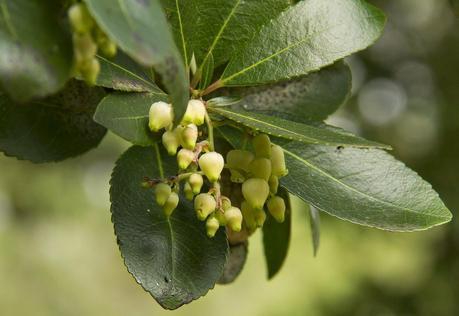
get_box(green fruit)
[163,192,179,217]
[271,144,288,177]
[199,152,224,182]
[68,3,94,34]
[184,182,194,200]
[249,158,272,181]
[182,100,206,126]
[253,134,271,158]
[242,178,270,210]
[226,150,254,183]
[149,101,173,132]
[162,129,180,155]
[206,216,220,238]
[181,124,198,149]
[224,207,243,232]
[267,196,286,223]
[177,149,195,170]
[189,173,204,195]
[194,193,216,221]
[155,183,171,206]
[79,58,100,86]
[269,175,279,194]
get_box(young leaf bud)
[163,192,179,217]
[241,201,257,231]
[199,152,224,182]
[206,216,220,238]
[80,58,100,86]
[267,196,286,223]
[73,33,97,62]
[180,124,198,149]
[271,144,288,177]
[269,175,279,194]
[184,182,194,200]
[155,183,171,206]
[248,158,272,181]
[226,150,254,183]
[189,173,204,194]
[149,101,173,132]
[253,208,267,227]
[224,207,243,232]
[182,100,206,126]
[253,134,271,158]
[177,148,195,170]
[242,178,270,210]
[194,193,217,221]
[68,3,94,34]
[162,129,180,155]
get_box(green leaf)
[198,53,214,90]
[220,0,385,86]
[217,242,248,284]
[0,0,72,102]
[451,0,459,16]
[96,53,164,93]
[84,0,189,122]
[262,187,292,279]
[225,62,351,121]
[209,107,390,149]
[110,145,228,310]
[0,80,106,163]
[280,142,453,232]
[94,92,167,146]
[308,205,320,257]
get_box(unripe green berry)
[155,183,171,206]
[188,173,203,195]
[194,193,217,221]
[68,3,94,34]
[267,196,286,223]
[226,150,254,183]
[79,58,100,86]
[184,182,194,200]
[162,129,180,155]
[242,178,270,210]
[177,148,195,170]
[271,144,288,177]
[149,101,173,132]
[269,175,279,194]
[224,207,243,232]
[73,33,97,63]
[248,158,272,181]
[199,152,224,182]
[182,100,206,126]
[253,208,267,227]
[181,124,198,149]
[206,215,220,238]
[253,134,271,158]
[163,192,179,217]
[241,201,257,231]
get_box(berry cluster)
[68,3,117,85]
[147,100,288,238]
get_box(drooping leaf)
[308,204,320,257]
[262,187,292,279]
[217,242,248,284]
[0,0,72,102]
[110,145,228,309]
[209,107,390,149]
[220,0,385,86]
[0,80,106,163]
[84,0,189,122]
[94,92,167,146]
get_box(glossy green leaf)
[84,0,189,122]
[0,81,106,163]
[198,53,214,90]
[262,187,292,279]
[221,0,385,86]
[209,107,390,149]
[94,92,167,146]
[217,242,248,284]
[308,204,320,257]
[0,0,72,102]
[110,145,228,310]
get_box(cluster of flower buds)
[68,2,117,85]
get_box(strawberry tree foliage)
[0,0,453,310]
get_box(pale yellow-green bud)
[188,173,203,194]
[183,182,194,200]
[199,152,224,182]
[226,149,254,183]
[241,200,257,231]
[182,100,206,126]
[267,196,286,223]
[149,101,173,132]
[73,33,97,63]
[177,149,195,170]
[242,178,270,210]
[253,134,271,158]
[206,216,220,238]
[163,192,179,217]
[221,196,232,211]
[224,207,243,232]
[68,3,94,34]
[99,39,117,58]
[181,124,198,149]
[214,210,227,226]
[271,144,288,177]
[162,129,180,155]
[79,58,100,86]
[249,158,272,181]
[253,208,267,227]
[269,175,279,194]
[155,183,171,206]
[194,193,216,221]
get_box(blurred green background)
[1,0,458,315]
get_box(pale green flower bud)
[184,182,194,200]
[253,208,267,227]
[182,100,206,126]
[73,33,97,63]
[181,124,198,149]
[267,196,286,223]
[163,192,179,217]
[155,183,171,206]
[79,58,100,86]
[99,39,117,58]
[199,152,224,182]
[269,175,279,194]
[189,173,204,195]
[226,150,254,183]
[249,158,272,181]
[221,196,232,211]
[162,129,180,155]
[214,210,227,226]
[242,178,270,210]
[253,134,271,158]
[149,101,173,132]
[241,200,257,231]
[271,144,288,177]
[206,216,220,238]
[194,193,217,221]
[68,3,94,34]
[177,149,195,170]
[224,206,243,232]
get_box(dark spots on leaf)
[336,145,344,153]
[164,276,171,283]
